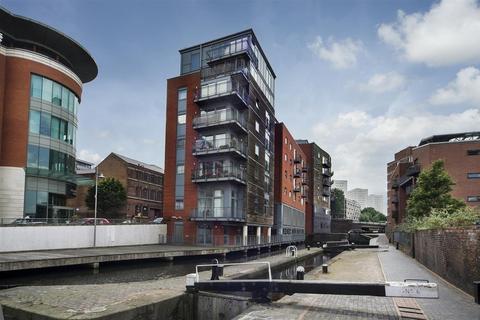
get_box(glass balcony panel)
[193,137,246,157]
[192,165,246,184]
[193,108,246,130]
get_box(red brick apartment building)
[0,7,97,221]
[163,30,276,245]
[274,123,308,241]
[67,153,164,219]
[387,132,480,230]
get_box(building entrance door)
[197,224,212,246]
[173,221,184,244]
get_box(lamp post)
[93,167,105,247]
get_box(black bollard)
[322,263,328,274]
[316,242,320,248]
[307,245,310,251]
[296,266,305,280]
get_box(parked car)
[73,218,111,225]
[10,218,46,225]
[151,217,164,224]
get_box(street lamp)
[93,167,105,247]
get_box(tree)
[330,188,346,218]
[406,160,466,218]
[86,177,127,219]
[360,207,387,222]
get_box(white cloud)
[378,0,480,66]
[312,108,480,194]
[430,67,480,106]
[308,36,363,69]
[77,149,103,164]
[359,72,405,93]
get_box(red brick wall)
[414,228,480,295]
[163,72,201,241]
[0,55,82,167]
[274,123,307,212]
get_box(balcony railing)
[322,189,331,197]
[191,207,246,222]
[201,63,249,82]
[322,158,331,168]
[192,165,246,184]
[322,170,334,177]
[167,233,306,247]
[302,166,308,173]
[195,79,249,107]
[322,178,331,186]
[293,156,301,164]
[406,164,421,177]
[206,38,258,66]
[293,169,301,178]
[193,137,247,157]
[192,108,247,132]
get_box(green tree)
[86,177,127,219]
[406,160,465,218]
[330,188,346,218]
[360,207,387,222]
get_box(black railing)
[192,165,246,183]
[406,164,420,177]
[196,79,249,106]
[193,137,247,157]
[191,207,246,221]
[206,38,258,66]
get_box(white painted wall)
[0,167,25,219]
[0,224,167,252]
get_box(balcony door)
[213,189,224,217]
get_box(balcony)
[193,138,247,158]
[322,170,334,177]
[293,169,302,178]
[192,108,247,133]
[302,166,308,173]
[191,207,246,222]
[293,156,301,164]
[406,164,421,177]
[301,178,308,185]
[201,61,249,83]
[391,178,399,189]
[322,188,331,197]
[192,165,246,184]
[195,79,249,108]
[322,158,331,168]
[206,37,258,67]
[322,178,331,187]
[293,186,301,193]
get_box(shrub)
[397,207,480,232]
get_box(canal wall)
[0,224,167,252]
[394,227,480,296]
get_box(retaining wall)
[0,224,167,252]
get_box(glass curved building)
[0,6,97,220]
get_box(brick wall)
[414,227,480,295]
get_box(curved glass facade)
[24,74,80,218]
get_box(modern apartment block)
[0,7,97,220]
[297,140,332,234]
[273,123,307,241]
[332,179,347,195]
[347,188,368,209]
[163,30,276,245]
[367,194,385,214]
[387,132,480,230]
[345,198,361,221]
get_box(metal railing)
[191,207,246,221]
[206,38,258,66]
[0,217,162,226]
[196,79,249,105]
[193,108,247,130]
[167,233,305,247]
[192,165,247,183]
[193,138,247,157]
[201,63,249,81]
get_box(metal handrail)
[192,165,246,182]
[193,137,247,155]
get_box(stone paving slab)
[0,248,322,319]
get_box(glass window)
[467,196,479,202]
[61,87,69,109]
[175,199,184,210]
[178,88,187,101]
[68,91,75,112]
[38,147,50,170]
[467,173,480,179]
[31,75,43,99]
[467,149,480,156]
[24,190,37,214]
[52,82,62,106]
[27,145,39,168]
[42,78,53,103]
[191,53,200,70]
[60,120,67,142]
[255,144,259,156]
[67,123,73,144]
[29,110,40,134]
[50,116,60,140]
[178,114,186,124]
[177,165,185,174]
[40,112,51,136]
[255,121,260,132]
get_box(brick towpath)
[235,243,480,319]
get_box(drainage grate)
[393,297,428,319]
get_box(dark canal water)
[0,247,332,287]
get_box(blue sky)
[3,0,480,198]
